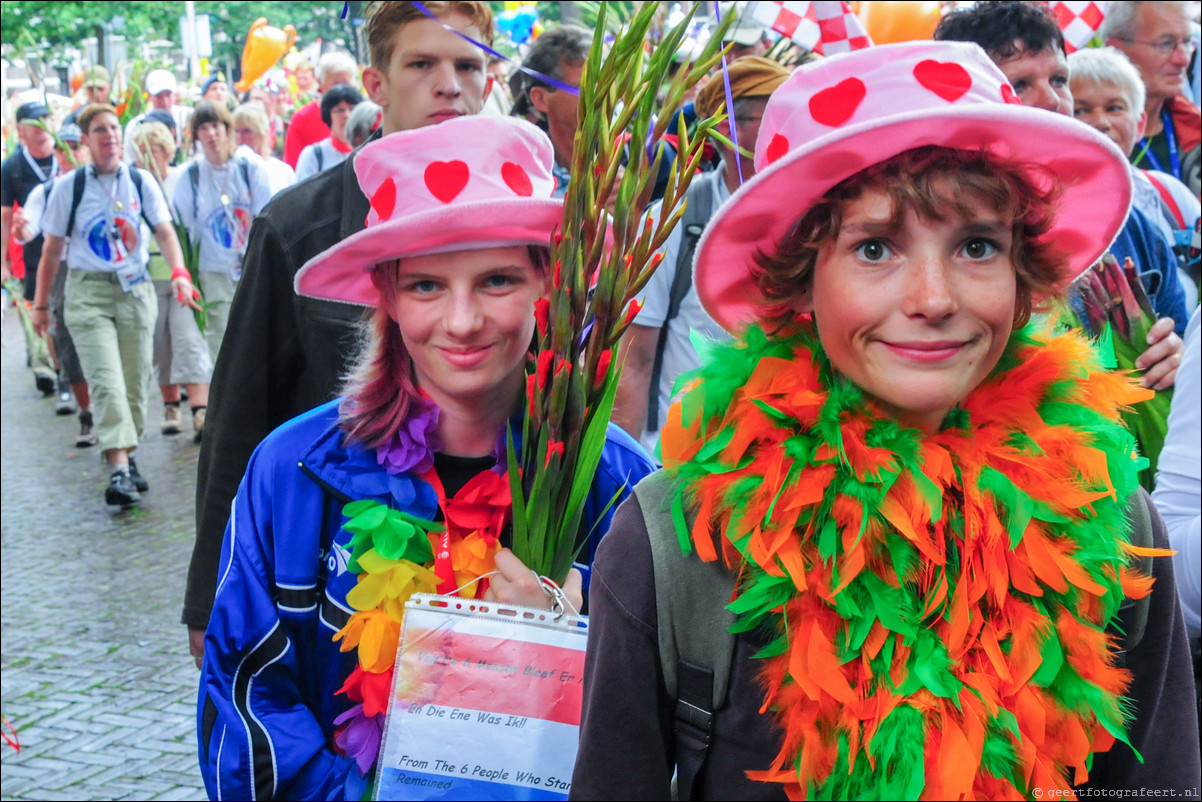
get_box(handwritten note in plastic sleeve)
[374,595,587,800]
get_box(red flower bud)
[536,350,554,390]
[649,252,664,269]
[594,349,612,389]
[526,374,536,411]
[555,356,572,377]
[623,299,644,326]
[534,297,550,339]
[544,440,565,468]
[552,260,562,288]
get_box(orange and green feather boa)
[659,321,1160,800]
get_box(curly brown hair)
[750,146,1067,331]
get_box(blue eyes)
[403,274,522,295]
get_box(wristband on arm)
[171,267,191,282]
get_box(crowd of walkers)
[2,0,1201,799]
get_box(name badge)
[116,262,149,292]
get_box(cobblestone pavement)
[1,308,207,801]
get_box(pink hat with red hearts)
[694,40,1134,333]
[296,115,562,306]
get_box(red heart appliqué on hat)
[913,60,972,102]
[765,134,790,165]
[370,178,397,221]
[1001,84,1022,105]
[809,78,866,127]
[424,160,470,203]
[501,162,533,197]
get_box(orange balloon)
[856,1,942,45]
[237,18,296,92]
[70,71,84,94]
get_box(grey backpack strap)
[188,161,201,223]
[1118,489,1155,655]
[635,472,737,801]
[646,177,715,433]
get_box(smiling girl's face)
[387,245,545,413]
[796,184,1018,432]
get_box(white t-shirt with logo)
[42,165,171,273]
[235,145,296,198]
[172,155,272,277]
[295,138,350,182]
[632,163,734,455]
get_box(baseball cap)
[58,123,83,144]
[145,69,177,96]
[16,102,51,124]
[144,108,177,133]
[83,65,111,88]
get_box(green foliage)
[507,2,731,582]
[1,2,351,76]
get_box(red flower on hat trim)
[501,162,533,197]
[1001,84,1023,105]
[424,160,470,203]
[809,78,866,127]
[913,60,973,103]
[370,178,397,221]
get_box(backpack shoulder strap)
[188,161,201,222]
[238,156,250,191]
[635,471,737,800]
[316,144,324,171]
[646,175,716,432]
[1117,489,1155,655]
[1143,170,1187,230]
[65,167,87,237]
[127,167,153,229]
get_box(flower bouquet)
[130,129,210,333]
[1067,253,1172,490]
[507,2,733,582]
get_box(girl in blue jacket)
[197,115,654,800]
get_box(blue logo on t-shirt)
[85,214,137,263]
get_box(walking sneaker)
[105,470,141,506]
[77,411,98,448]
[161,404,183,435]
[35,369,56,397]
[193,407,206,443]
[128,458,150,493]
[56,379,76,415]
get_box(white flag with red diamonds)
[749,1,873,55]
[1046,1,1109,53]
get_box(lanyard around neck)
[92,165,126,214]
[22,147,58,185]
[1134,107,1181,179]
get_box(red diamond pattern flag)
[1046,1,1109,53]
[750,1,873,55]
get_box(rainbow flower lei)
[660,321,1164,799]
[329,399,513,783]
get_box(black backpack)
[64,166,155,236]
[186,157,251,222]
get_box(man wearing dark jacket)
[185,0,495,664]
